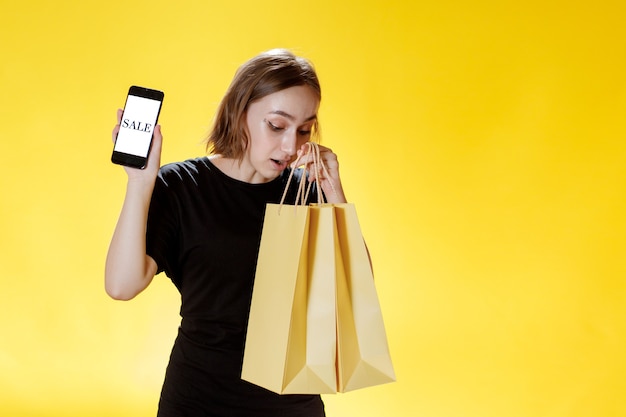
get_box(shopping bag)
[334,203,396,392]
[241,202,339,394]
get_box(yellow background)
[1,0,625,416]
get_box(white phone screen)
[114,95,162,157]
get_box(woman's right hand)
[111,108,163,184]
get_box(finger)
[153,125,162,150]
[112,128,119,144]
[291,147,313,168]
[146,125,163,169]
[322,155,339,171]
[307,160,329,182]
[112,109,123,144]
[317,144,333,153]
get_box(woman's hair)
[206,49,321,159]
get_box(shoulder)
[157,157,210,186]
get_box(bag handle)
[279,142,336,210]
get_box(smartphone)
[111,85,164,169]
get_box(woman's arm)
[104,110,162,300]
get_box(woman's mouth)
[271,159,287,170]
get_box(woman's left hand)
[292,143,347,204]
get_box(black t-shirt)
[146,157,324,416]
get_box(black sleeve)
[146,166,181,281]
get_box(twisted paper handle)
[279,142,336,211]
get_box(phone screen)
[112,86,164,168]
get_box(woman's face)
[243,85,319,183]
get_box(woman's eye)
[266,120,283,131]
[298,130,312,136]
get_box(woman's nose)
[281,132,297,156]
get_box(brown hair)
[206,49,321,159]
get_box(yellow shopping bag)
[335,203,396,392]
[241,202,339,394]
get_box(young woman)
[105,49,348,417]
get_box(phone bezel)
[111,85,164,169]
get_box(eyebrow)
[270,110,317,122]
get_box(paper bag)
[241,203,339,394]
[334,203,396,392]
